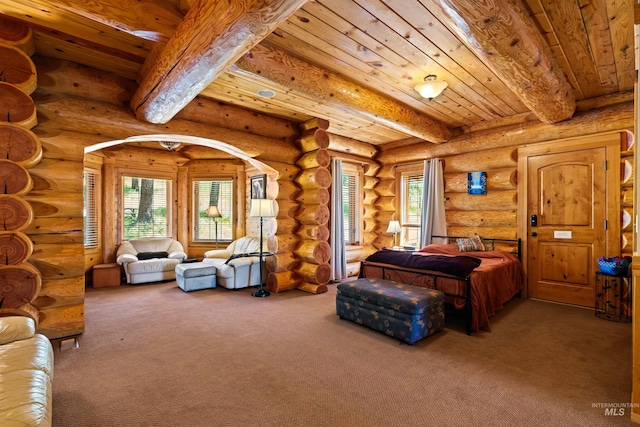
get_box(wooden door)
[521,134,621,308]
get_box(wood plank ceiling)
[0,0,634,145]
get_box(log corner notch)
[432,0,575,124]
[130,0,308,124]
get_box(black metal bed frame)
[359,235,522,336]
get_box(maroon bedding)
[361,244,524,332]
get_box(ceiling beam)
[428,0,576,124]
[235,44,453,143]
[130,0,307,124]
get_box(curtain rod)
[393,158,442,169]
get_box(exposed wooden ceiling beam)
[130,0,307,124]
[428,0,576,124]
[234,44,453,143]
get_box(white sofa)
[0,316,54,427]
[116,237,187,284]
[202,236,267,289]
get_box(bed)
[359,236,523,335]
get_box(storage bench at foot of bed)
[336,278,445,344]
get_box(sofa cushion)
[0,317,35,345]
[232,237,261,254]
[126,258,181,274]
[137,251,169,260]
[129,238,173,253]
[0,335,53,376]
[0,369,52,427]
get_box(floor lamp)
[250,198,275,298]
[206,206,222,249]
[387,220,401,248]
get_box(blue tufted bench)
[336,278,445,344]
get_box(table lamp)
[386,220,401,248]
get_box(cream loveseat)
[203,236,266,289]
[116,237,187,284]
[0,316,54,427]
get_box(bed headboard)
[430,235,522,260]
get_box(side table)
[595,271,632,322]
[92,263,122,288]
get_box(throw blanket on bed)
[365,249,481,277]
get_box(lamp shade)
[205,205,222,218]
[250,199,276,218]
[415,75,447,99]
[386,220,401,233]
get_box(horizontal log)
[32,126,103,162]
[274,180,301,201]
[300,118,329,132]
[622,209,632,231]
[297,282,328,294]
[295,204,330,226]
[295,240,331,264]
[327,133,377,158]
[36,304,85,339]
[446,210,517,228]
[0,194,33,232]
[346,246,371,264]
[262,160,302,181]
[0,123,42,167]
[0,263,42,306]
[445,168,517,193]
[362,205,379,220]
[0,15,35,55]
[445,226,517,240]
[378,103,633,164]
[32,276,85,310]
[0,160,32,196]
[296,149,331,169]
[0,82,37,129]
[296,224,330,242]
[443,147,517,173]
[34,94,301,163]
[28,243,85,279]
[363,188,378,206]
[445,190,517,211]
[0,231,33,265]
[22,217,83,235]
[266,233,299,254]
[363,217,377,233]
[374,210,395,225]
[265,252,300,273]
[374,179,396,197]
[376,196,395,212]
[29,159,83,193]
[376,165,397,179]
[363,175,379,189]
[0,43,37,95]
[299,129,330,152]
[297,188,330,206]
[298,261,331,285]
[24,192,82,218]
[294,167,331,189]
[346,262,361,277]
[267,217,298,235]
[267,270,301,293]
[27,231,83,245]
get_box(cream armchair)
[202,236,266,289]
[116,237,187,284]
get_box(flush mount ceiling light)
[257,89,276,98]
[414,75,448,100]
[158,141,181,151]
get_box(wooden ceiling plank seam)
[604,0,635,92]
[539,0,603,99]
[578,0,619,95]
[548,43,585,100]
[269,22,479,125]
[356,0,525,118]
[0,0,156,56]
[299,1,493,122]
[380,0,529,114]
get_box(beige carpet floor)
[52,281,634,426]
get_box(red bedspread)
[362,244,524,332]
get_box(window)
[342,163,362,244]
[122,176,171,239]
[83,170,99,248]
[399,170,423,247]
[193,179,234,242]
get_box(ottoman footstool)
[336,277,445,344]
[175,262,216,292]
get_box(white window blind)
[83,171,99,248]
[400,173,423,247]
[193,179,234,242]
[122,176,171,239]
[342,163,361,244]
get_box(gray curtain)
[330,159,347,281]
[420,158,447,247]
